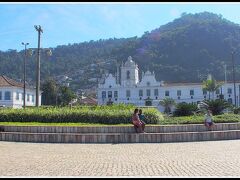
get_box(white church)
[97,56,240,112]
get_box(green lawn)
[161,113,240,125]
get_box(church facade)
[97,56,240,112]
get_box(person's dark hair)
[139,109,142,114]
[134,108,139,114]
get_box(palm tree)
[202,74,223,100]
[159,98,175,115]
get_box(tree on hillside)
[202,74,223,100]
[58,86,77,106]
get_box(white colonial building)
[97,56,240,112]
[0,75,41,108]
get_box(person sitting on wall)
[204,109,215,130]
[132,108,145,133]
[138,109,146,132]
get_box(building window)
[178,96,180,100]
[140,97,142,100]
[203,89,207,95]
[165,90,169,96]
[115,98,117,101]
[154,89,159,96]
[102,91,106,99]
[190,90,194,96]
[32,95,35,103]
[108,91,112,98]
[0,91,2,100]
[147,82,150,86]
[228,98,232,104]
[4,91,11,100]
[146,89,151,97]
[16,92,20,100]
[127,71,130,79]
[126,90,131,97]
[27,94,30,102]
[139,89,143,97]
[216,89,220,94]
[191,96,193,99]
[114,91,118,98]
[155,96,158,99]
[204,95,206,99]
[177,90,181,96]
[228,88,232,94]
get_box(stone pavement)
[0,140,240,177]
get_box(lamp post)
[21,42,29,109]
[231,51,237,107]
[34,25,43,107]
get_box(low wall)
[1,123,240,133]
[0,130,240,143]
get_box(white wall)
[98,82,240,112]
[0,87,41,108]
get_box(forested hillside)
[1,12,240,91]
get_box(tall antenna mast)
[224,64,227,83]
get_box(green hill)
[1,11,240,91]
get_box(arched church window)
[127,71,130,79]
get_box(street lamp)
[21,42,29,109]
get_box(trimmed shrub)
[0,104,164,124]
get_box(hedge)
[0,104,164,124]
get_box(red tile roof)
[80,97,97,105]
[0,75,33,89]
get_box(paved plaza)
[0,140,240,177]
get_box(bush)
[202,99,231,115]
[173,102,198,116]
[233,107,240,114]
[0,104,164,124]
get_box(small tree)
[41,79,57,105]
[202,74,223,100]
[159,98,175,115]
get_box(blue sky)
[1,2,240,52]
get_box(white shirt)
[205,114,213,123]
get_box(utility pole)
[34,25,43,107]
[21,42,29,109]
[231,51,237,106]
